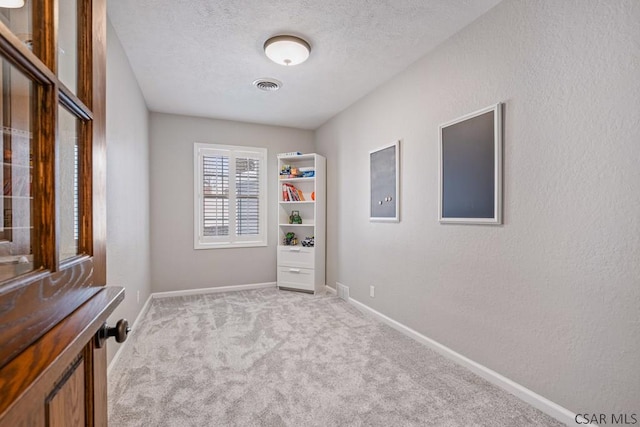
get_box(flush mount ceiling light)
[264,35,310,66]
[0,0,25,8]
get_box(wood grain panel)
[46,358,85,427]
[89,335,107,427]
[32,75,56,272]
[0,287,124,422]
[32,0,54,69]
[0,258,100,368]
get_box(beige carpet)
[108,288,564,426]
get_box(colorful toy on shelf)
[284,232,298,246]
[289,210,302,224]
[301,236,314,247]
[279,164,306,179]
[280,164,291,176]
[299,167,315,177]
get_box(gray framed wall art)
[439,103,502,224]
[370,140,400,222]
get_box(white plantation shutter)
[202,155,229,237]
[235,157,260,236]
[194,143,267,249]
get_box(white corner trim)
[107,281,277,375]
[325,285,337,295]
[151,282,276,299]
[348,296,577,426]
[107,292,153,376]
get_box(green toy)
[289,210,302,224]
[284,232,297,246]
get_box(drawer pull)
[289,247,301,252]
[289,268,301,273]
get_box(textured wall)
[105,21,152,365]
[315,0,640,413]
[149,113,314,293]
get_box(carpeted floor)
[108,288,564,426]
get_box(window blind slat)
[236,157,260,235]
[202,155,229,236]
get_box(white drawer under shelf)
[278,245,314,268]
[277,266,314,292]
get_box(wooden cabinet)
[277,153,325,293]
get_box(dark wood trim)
[88,330,108,427]
[78,0,93,258]
[34,81,57,271]
[78,0,92,108]
[78,117,92,256]
[0,286,124,421]
[33,0,56,71]
[84,344,95,427]
[59,87,93,121]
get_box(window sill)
[194,241,268,250]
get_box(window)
[194,143,267,249]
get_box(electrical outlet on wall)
[370,286,375,298]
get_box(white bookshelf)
[277,153,325,294]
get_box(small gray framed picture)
[370,140,400,222]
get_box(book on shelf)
[281,183,304,201]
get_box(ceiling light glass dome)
[264,35,311,66]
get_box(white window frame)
[194,143,268,249]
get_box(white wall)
[105,21,151,364]
[315,0,639,413]
[149,113,313,292]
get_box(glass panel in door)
[0,55,34,280]
[0,0,34,53]
[58,105,79,261]
[58,0,78,94]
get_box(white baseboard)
[107,281,276,374]
[151,281,276,299]
[348,295,577,426]
[325,285,337,295]
[107,292,153,376]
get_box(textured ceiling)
[107,0,502,130]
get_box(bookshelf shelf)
[279,177,315,183]
[277,153,325,294]
[279,201,314,204]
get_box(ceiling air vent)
[253,78,282,92]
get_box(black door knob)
[95,319,131,348]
